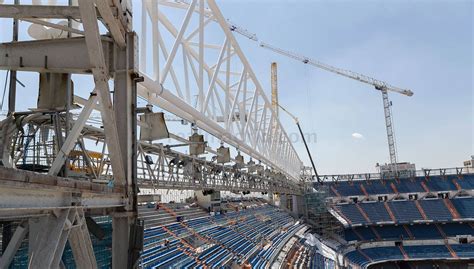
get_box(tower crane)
[258,42,413,169]
[226,20,413,170]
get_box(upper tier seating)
[424,176,458,192]
[363,180,392,195]
[328,174,474,198]
[335,198,474,226]
[456,176,474,189]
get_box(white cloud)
[352,133,364,139]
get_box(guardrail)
[316,167,473,183]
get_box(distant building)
[463,156,474,168]
[463,155,474,173]
[376,162,416,178]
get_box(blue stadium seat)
[359,202,392,223]
[408,224,442,239]
[451,244,474,258]
[395,178,425,193]
[344,229,360,241]
[425,176,457,192]
[375,225,409,240]
[389,201,422,223]
[451,197,474,218]
[331,181,363,196]
[337,204,368,225]
[326,174,474,199]
[363,247,403,261]
[345,250,370,266]
[455,174,474,189]
[442,223,474,236]
[353,227,377,241]
[418,199,452,221]
[403,245,451,259]
[363,181,393,195]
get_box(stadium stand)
[451,197,474,219]
[122,172,474,268]
[389,200,424,223]
[418,199,453,221]
[329,174,474,197]
[334,198,474,226]
[319,172,474,268]
[138,202,306,268]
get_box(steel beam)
[0,167,124,214]
[0,4,116,19]
[0,221,28,268]
[140,1,303,180]
[79,0,126,186]
[68,208,98,269]
[49,93,98,176]
[95,1,126,48]
[28,209,71,268]
[0,37,114,74]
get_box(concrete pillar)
[266,191,274,205]
[292,195,298,215]
[279,194,287,211]
[112,216,130,269]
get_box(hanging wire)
[0,70,10,111]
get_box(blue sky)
[217,0,473,173]
[0,0,472,174]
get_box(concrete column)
[112,215,130,269]
[292,195,298,215]
[279,194,287,211]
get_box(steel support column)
[111,31,138,268]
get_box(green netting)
[62,216,112,269]
[6,216,112,269]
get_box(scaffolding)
[304,185,342,238]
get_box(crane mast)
[381,89,398,165]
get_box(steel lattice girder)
[0,0,303,186]
[137,0,303,181]
[136,141,301,194]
